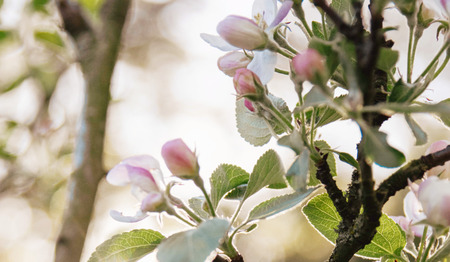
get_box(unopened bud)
[233,68,265,101]
[291,49,326,85]
[161,139,199,180]
[218,51,252,77]
[217,15,268,50]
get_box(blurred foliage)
[0,0,195,260]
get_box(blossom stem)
[321,12,328,40]
[407,25,414,83]
[417,41,450,81]
[275,68,290,75]
[276,46,295,59]
[434,51,450,79]
[420,234,436,262]
[416,226,429,261]
[180,204,203,223]
[193,176,216,217]
[167,208,196,227]
[260,101,294,133]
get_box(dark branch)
[376,145,450,204]
[315,154,350,220]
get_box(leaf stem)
[260,100,294,133]
[321,12,328,40]
[179,204,203,223]
[417,41,449,81]
[194,176,216,217]
[416,226,429,261]
[407,25,414,83]
[434,51,450,79]
[420,234,436,262]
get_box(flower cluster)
[392,141,450,236]
[106,139,199,222]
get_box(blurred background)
[0,0,449,261]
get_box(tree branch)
[54,1,131,262]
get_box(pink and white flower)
[416,177,450,228]
[106,155,165,222]
[201,0,293,85]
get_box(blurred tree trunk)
[54,1,131,261]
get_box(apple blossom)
[217,15,268,51]
[244,99,256,112]
[218,51,252,77]
[233,68,265,100]
[291,48,326,84]
[391,190,429,237]
[425,140,450,178]
[416,177,450,228]
[106,155,166,222]
[161,138,199,180]
[201,0,294,84]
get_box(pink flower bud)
[291,48,326,84]
[141,192,166,213]
[425,140,450,178]
[218,51,252,77]
[233,68,263,98]
[417,177,450,227]
[161,139,199,179]
[217,15,268,50]
[244,99,255,112]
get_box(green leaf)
[428,234,450,262]
[286,149,310,191]
[405,114,427,145]
[32,0,50,12]
[88,229,165,262]
[312,21,325,40]
[247,187,318,222]
[277,130,304,155]
[388,63,436,103]
[437,98,450,128]
[0,30,13,42]
[225,184,247,200]
[320,148,359,170]
[309,141,337,186]
[335,151,359,170]
[376,48,399,73]
[34,31,64,48]
[210,164,249,210]
[156,219,229,262]
[304,103,343,128]
[77,0,105,14]
[361,126,405,168]
[357,215,406,259]
[329,0,353,22]
[244,149,286,200]
[303,194,406,259]
[236,94,291,146]
[188,197,210,220]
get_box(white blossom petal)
[247,50,277,84]
[270,0,293,28]
[252,0,277,25]
[122,155,160,171]
[109,209,148,223]
[200,33,239,51]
